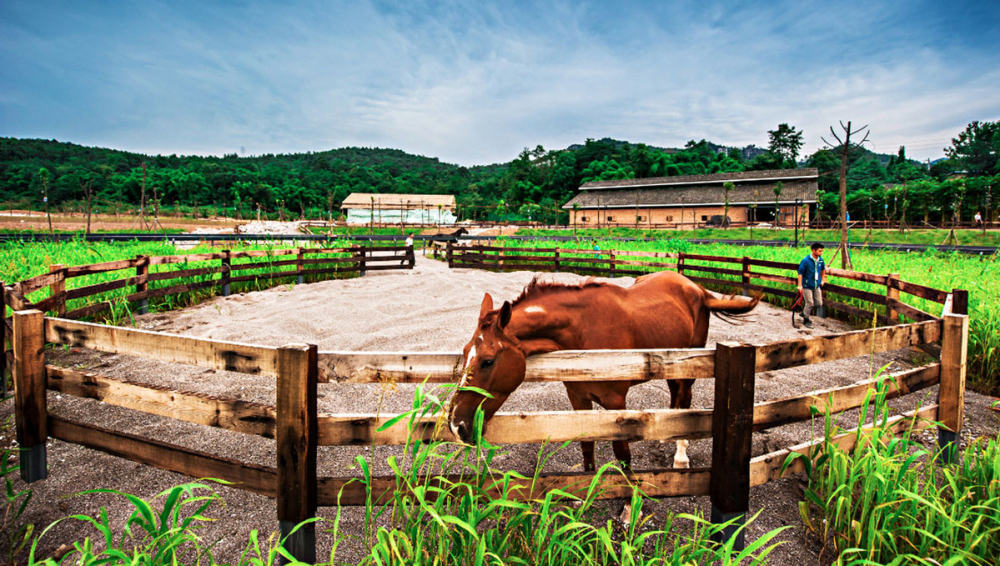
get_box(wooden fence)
[1,244,414,396]
[5,244,967,561]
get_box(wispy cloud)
[1,0,997,165]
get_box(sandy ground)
[2,254,996,564]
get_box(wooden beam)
[317,467,711,507]
[276,344,317,564]
[317,406,713,446]
[753,364,940,431]
[710,342,756,550]
[886,273,900,322]
[46,365,276,437]
[65,259,135,278]
[44,318,280,377]
[48,415,276,495]
[754,320,942,372]
[14,310,47,482]
[750,404,938,487]
[1,282,7,398]
[937,313,968,461]
[316,348,715,384]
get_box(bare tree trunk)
[83,180,93,235]
[822,121,869,269]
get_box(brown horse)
[448,270,759,470]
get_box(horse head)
[448,292,526,444]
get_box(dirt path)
[2,254,995,563]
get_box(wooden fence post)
[276,343,318,564]
[1,283,7,398]
[221,250,232,297]
[49,264,66,316]
[937,291,969,463]
[886,273,900,323]
[741,257,750,297]
[608,252,616,274]
[296,247,305,285]
[356,247,367,277]
[446,241,454,268]
[135,255,149,314]
[553,250,560,272]
[710,342,756,550]
[677,252,685,277]
[407,242,415,269]
[13,310,47,482]
[952,289,968,316]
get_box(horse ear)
[479,293,494,319]
[498,301,512,329]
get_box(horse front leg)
[565,385,596,472]
[596,388,632,470]
[667,379,695,468]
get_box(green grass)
[1,239,361,324]
[518,227,1000,247]
[789,369,1000,565]
[476,236,999,396]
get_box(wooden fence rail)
[6,243,966,561]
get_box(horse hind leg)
[668,380,694,468]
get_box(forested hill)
[2,123,995,224]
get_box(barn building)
[562,168,819,229]
[342,193,457,225]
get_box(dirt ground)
[0,210,241,233]
[2,254,996,564]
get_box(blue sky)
[2,1,998,165]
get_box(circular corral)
[4,253,994,563]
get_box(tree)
[722,182,734,229]
[772,182,783,229]
[822,121,871,269]
[767,123,804,168]
[944,121,1000,176]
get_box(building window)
[581,216,589,222]
[665,215,673,222]
[701,215,708,221]
[607,216,614,222]
[636,216,645,222]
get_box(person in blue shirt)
[797,242,827,328]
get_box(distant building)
[342,193,457,225]
[562,168,818,229]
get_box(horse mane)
[512,276,609,307]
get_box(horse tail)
[703,290,761,323]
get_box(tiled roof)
[580,168,818,190]
[342,193,456,209]
[564,173,817,209]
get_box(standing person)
[975,211,983,227]
[402,233,414,265]
[797,242,827,328]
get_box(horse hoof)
[618,503,632,529]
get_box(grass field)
[518,227,1000,247]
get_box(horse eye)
[480,358,495,368]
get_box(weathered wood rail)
[5,243,967,561]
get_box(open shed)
[342,193,457,225]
